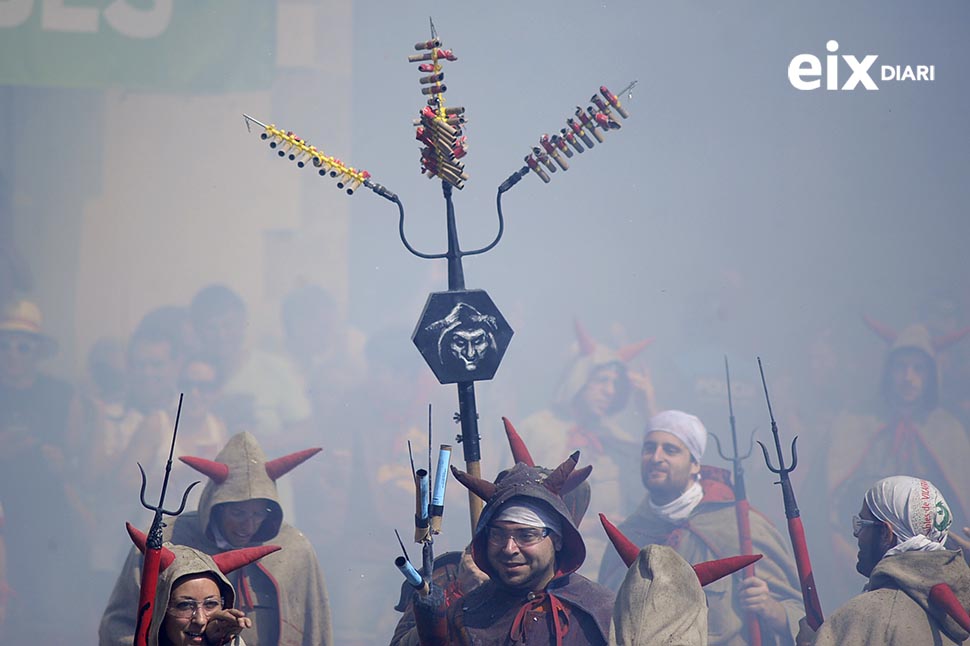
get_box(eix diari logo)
[788,40,935,91]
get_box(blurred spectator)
[0,299,90,641]
[190,284,311,441]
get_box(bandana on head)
[646,410,707,463]
[494,499,563,538]
[865,476,952,557]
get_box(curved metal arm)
[459,187,507,257]
[138,463,200,517]
[393,193,449,260]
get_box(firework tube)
[567,117,595,148]
[594,110,620,131]
[420,72,445,84]
[540,135,569,170]
[414,468,431,542]
[408,49,456,63]
[601,85,630,118]
[395,556,429,595]
[414,38,441,51]
[551,133,573,158]
[576,107,605,143]
[533,147,557,173]
[525,154,551,183]
[421,84,447,96]
[429,444,452,533]
[560,128,585,153]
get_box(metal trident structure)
[133,394,200,646]
[243,21,635,535]
[710,357,762,646]
[756,357,824,630]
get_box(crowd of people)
[2,273,970,644]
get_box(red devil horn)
[692,554,762,587]
[574,319,596,356]
[179,456,229,484]
[616,338,654,363]
[544,451,580,494]
[212,545,282,575]
[126,522,176,571]
[562,464,592,495]
[929,583,970,632]
[600,513,640,568]
[503,417,535,467]
[450,465,498,502]
[265,448,322,481]
[862,314,897,344]
[933,326,970,352]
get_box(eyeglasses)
[486,526,551,547]
[167,597,224,619]
[851,514,881,537]
[0,338,38,355]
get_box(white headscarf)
[865,475,952,557]
[494,499,563,537]
[646,410,707,463]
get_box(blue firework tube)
[430,444,452,533]
[395,556,429,595]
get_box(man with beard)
[405,452,615,645]
[99,432,332,646]
[812,476,970,645]
[598,410,802,646]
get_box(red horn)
[179,456,229,484]
[616,338,654,363]
[450,465,498,502]
[212,545,282,575]
[600,513,640,568]
[933,326,970,352]
[562,464,592,495]
[544,451,579,494]
[693,554,762,587]
[862,314,897,344]
[265,448,322,481]
[574,319,596,356]
[929,583,970,632]
[126,522,176,571]
[503,417,535,467]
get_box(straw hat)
[0,299,59,357]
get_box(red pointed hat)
[599,513,761,586]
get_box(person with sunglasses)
[811,476,970,646]
[407,453,615,645]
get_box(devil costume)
[99,432,332,646]
[517,325,650,577]
[407,453,614,645]
[598,467,802,646]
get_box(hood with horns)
[452,451,588,580]
[180,432,320,544]
[126,523,279,646]
[552,320,652,416]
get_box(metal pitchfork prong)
[756,356,799,480]
[711,426,758,463]
[137,463,199,517]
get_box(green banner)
[0,0,276,91]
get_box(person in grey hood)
[100,432,332,646]
[811,476,970,646]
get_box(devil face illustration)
[427,303,498,373]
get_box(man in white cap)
[598,410,803,646]
[812,476,970,645]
